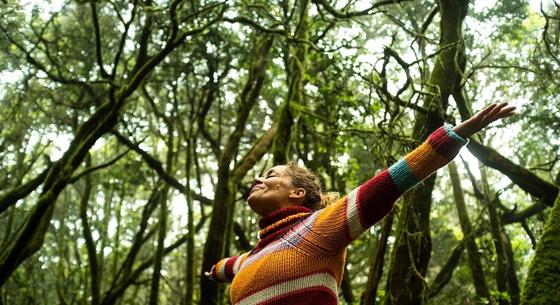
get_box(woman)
[206,103,516,305]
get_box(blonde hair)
[284,162,339,210]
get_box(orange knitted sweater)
[209,125,467,305]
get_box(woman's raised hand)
[452,102,516,138]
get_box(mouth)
[250,185,264,194]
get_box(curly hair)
[284,162,339,211]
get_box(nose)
[252,177,264,188]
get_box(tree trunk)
[448,162,490,300]
[427,241,465,298]
[384,1,469,304]
[361,212,395,305]
[480,167,517,305]
[148,186,169,305]
[503,230,521,305]
[80,156,100,305]
[272,0,309,164]
[184,140,195,305]
[521,193,560,305]
[149,124,174,305]
[199,36,275,305]
[340,261,354,304]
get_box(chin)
[246,198,259,213]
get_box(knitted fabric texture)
[209,125,467,305]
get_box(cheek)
[273,183,287,193]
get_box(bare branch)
[231,124,278,184]
[312,0,411,19]
[124,3,227,100]
[0,166,50,215]
[541,3,560,65]
[467,139,559,206]
[419,6,438,37]
[132,0,154,74]
[427,241,465,298]
[0,23,95,95]
[68,149,131,184]
[90,2,110,79]
[112,0,138,78]
[521,220,537,249]
[223,16,286,35]
[111,131,212,206]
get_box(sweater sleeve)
[208,252,250,283]
[302,125,467,255]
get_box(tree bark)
[0,167,50,215]
[521,193,560,305]
[148,185,169,305]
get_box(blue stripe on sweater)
[388,159,420,191]
[444,124,468,145]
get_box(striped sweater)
[209,125,468,305]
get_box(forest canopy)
[0,0,559,305]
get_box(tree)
[1,1,559,304]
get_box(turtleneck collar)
[257,205,312,240]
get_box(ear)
[288,187,306,202]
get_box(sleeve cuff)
[444,124,469,145]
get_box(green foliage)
[0,0,559,304]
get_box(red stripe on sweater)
[357,169,401,228]
[257,286,338,305]
[224,256,238,280]
[427,127,460,160]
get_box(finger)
[476,103,498,118]
[493,104,514,118]
[497,106,516,119]
[483,102,508,122]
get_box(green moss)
[521,194,560,305]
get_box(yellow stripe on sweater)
[403,141,449,180]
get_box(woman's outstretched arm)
[297,102,516,255]
[205,252,251,283]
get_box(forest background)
[0,0,559,304]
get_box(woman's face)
[247,165,304,216]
